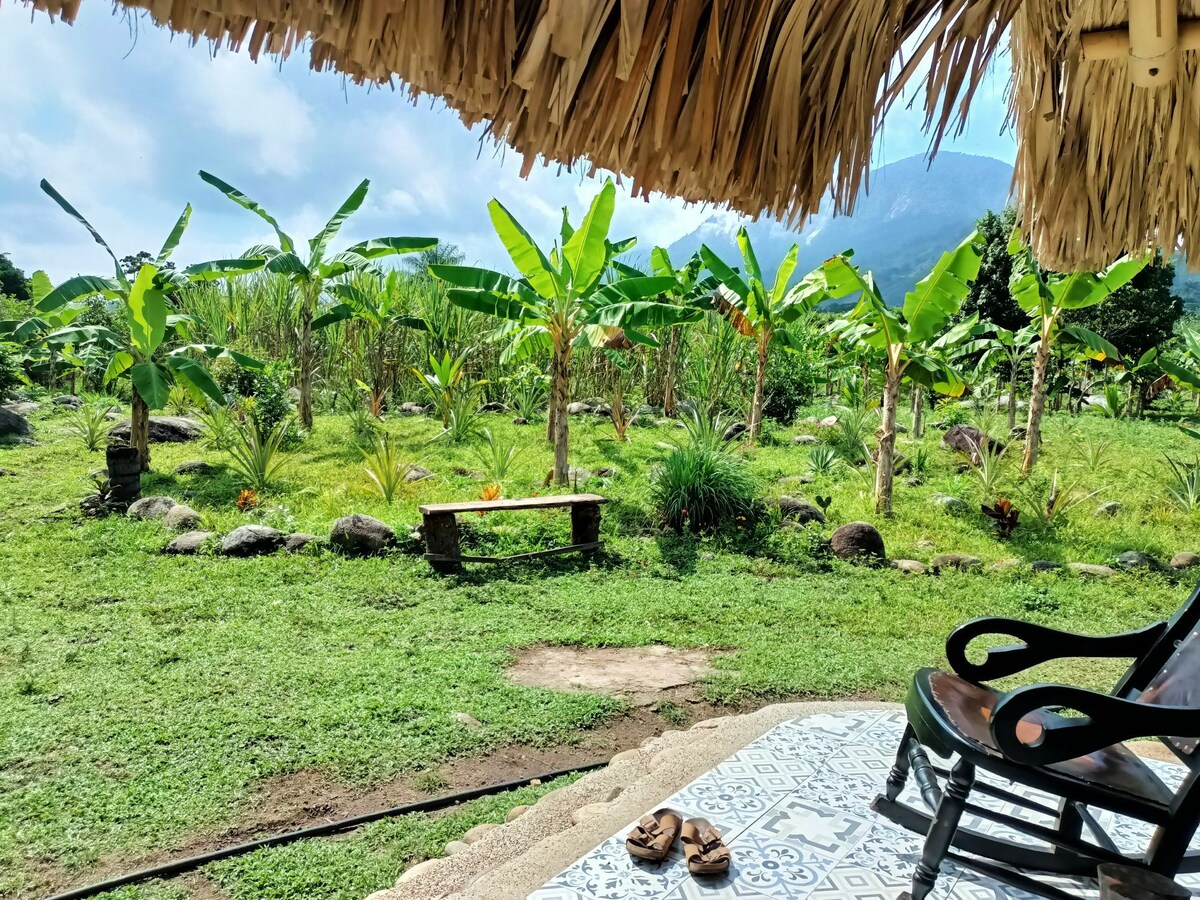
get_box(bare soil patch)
[506,644,715,705]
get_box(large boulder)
[830,521,886,562]
[109,416,203,444]
[51,395,83,409]
[0,407,32,439]
[221,525,284,557]
[127,496,177,521]
[941,424,1004,464]
[163,504,202,531]
[778,496,825,525]
[164,531,214,555]
[330,514,396,556]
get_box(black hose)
[45,760,609,900]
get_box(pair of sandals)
[625,808,730,875]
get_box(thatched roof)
[22,0,1198,269]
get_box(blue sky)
[0,3,1016,282]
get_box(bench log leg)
[424,512,462,573]
[570,504,601,552]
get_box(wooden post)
[423,511,462,573]
[570,503,601,549]
[1098,864,1190,900]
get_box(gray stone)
[3,401,40,416]
[221,525,284,557]
[829,521,886,562]
[777,496,825,525]
[817,415,839,428]
[330,514,396,556]
[405,465,434,482]
[163,531,213,555]
[905,476,925,487]
[51,395,83,409]
[636,405,664,418]
[567,466,594,482]
[1030,560,1063,573]
[941,424,1004,464]
[793,434,819,445]
[1095,501,1123,518]
[444,840,471,856]
[931,494,969,515]
[505,805,530,823]
[722,422,748,442]
[174,460,219,476]
[931,553,983,573]
[127,496,178,521]
[1171,552,1200,570]
[512,417,529,425]
[463,823,499,844]
[592,402,612,416]
[398,402,429,415]
[284,533,321,553]
[892,559,929,575]
[0,407,32,439]
[566,401,592,415]
[163,504,201,531]
[451,711,482,730]
[109,416,203,443]
[1069,562,1117,577]
[479,401,506,413]
[1116,550,1158,570]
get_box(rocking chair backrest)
[1118,579,1200,762]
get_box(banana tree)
[311,269,430,416]
[823,232,983,516]
[0,270,87,391]
[640,248,712,417]
[964,323,1039,433]
[701,229,843,441]
[36,179,264,469]
[1008,233,1148,474]
[199,172,437,430]
[1155,329,1200,409]
[430,179,691,485]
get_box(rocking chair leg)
[910,758,975,900]
[885,725,916,801]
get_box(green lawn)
[3,402,1199,899]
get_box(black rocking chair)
[873,580,1200,900]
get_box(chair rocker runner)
[873,579,1200,900]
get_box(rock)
[398,402,429,415]
[1069,562,1117,577]
[80,495,114,518]
[722,422,748,442]
[829,521,886,562]
[1116,550,1158,570]
[931,553,983,573]
[567,466,594,482]
[221,525,284,557]
[636,405,664,418]
[3,401,41,416]
[1171,552,1200,570]
[566,401,592,415]
[397,859,442,884]
[463,823,499,844]
[405,465,434,483]
[793,434,819,445]
[505,805,530,823]
[479,401,506,413]
[164,531,213,555]
[594,467,616,478]
[512,417,529,425]
[941,424,1004,464]
[1010,426,1028,440]
[284,533,320,553]
[330,514,396,556]
[109,416,203,444]
[817,415,838,428]
[905,476,925,487]
[1030,560,1063,573]
[451,711,482,730]
[894,423,909,434]
[127,496,178,521]
[51,395,83,409]
[163,504,201,531]
[174,460,219,476]
[0,407,32,439]
[444,840,471,856]
[892,559,929,575]
[931,494,969,515]
[610,749,641,765]
[1095,501,1123,518]
[777,496,825,525]
[592,402,612,416]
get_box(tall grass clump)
[652,445,759,533]
[361,434,413,504]
[227,417,291,491]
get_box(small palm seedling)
[345,394,383,446]
[1072,434,1112,477]
[473,428,520,481]
[1164,455,1200,513]
[832,405,875,464]
[1094,382,1128,419]
[509,377,548,421]
[982,497,1020,538]
[227,417,291,491]
[68,403,115,451]
[167,384,192,416]
[361,433,414,504]
[1019,470,1099,526]
[909,446,930,478]
[966,439,1009,497]
[677,403,734,451]
[198,402,235,452]
[431,390,485,444]
[414,351,470,427]
[651,444,760,533]
[806,445,841,477]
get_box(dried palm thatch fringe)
[14,0,1191,269]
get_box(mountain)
[667,152,1014,305]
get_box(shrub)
[198,402,235,451]
[937,399,971,427]
[214,356,294,434]
[227,417,291,491]
[652,445,760,533]
[0,342,21,400]
[763,348,822,423]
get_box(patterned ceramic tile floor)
[530,709,1200,900]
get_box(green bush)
[0,342,22,401]
[214,356,295,434]
[652,446,760,533]
[764,349,822,423]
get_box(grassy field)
[3,400,1200,899]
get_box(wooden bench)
[419,493,607,572]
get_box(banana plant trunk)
[911,384,924,438]
[1007,369,1019,433]
[298,284,316,431]
[749,331,770,441]
[49,348,58,392]
[875,362,902,517]
[550,339,571,485]
[1022,334,1052,475]
[131,388,151,472]
[662,326,681,417]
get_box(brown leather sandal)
[625,808,683,861]
[681,818,731,875]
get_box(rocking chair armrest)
[990,683,1200,766]
[946,617,1166,682]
